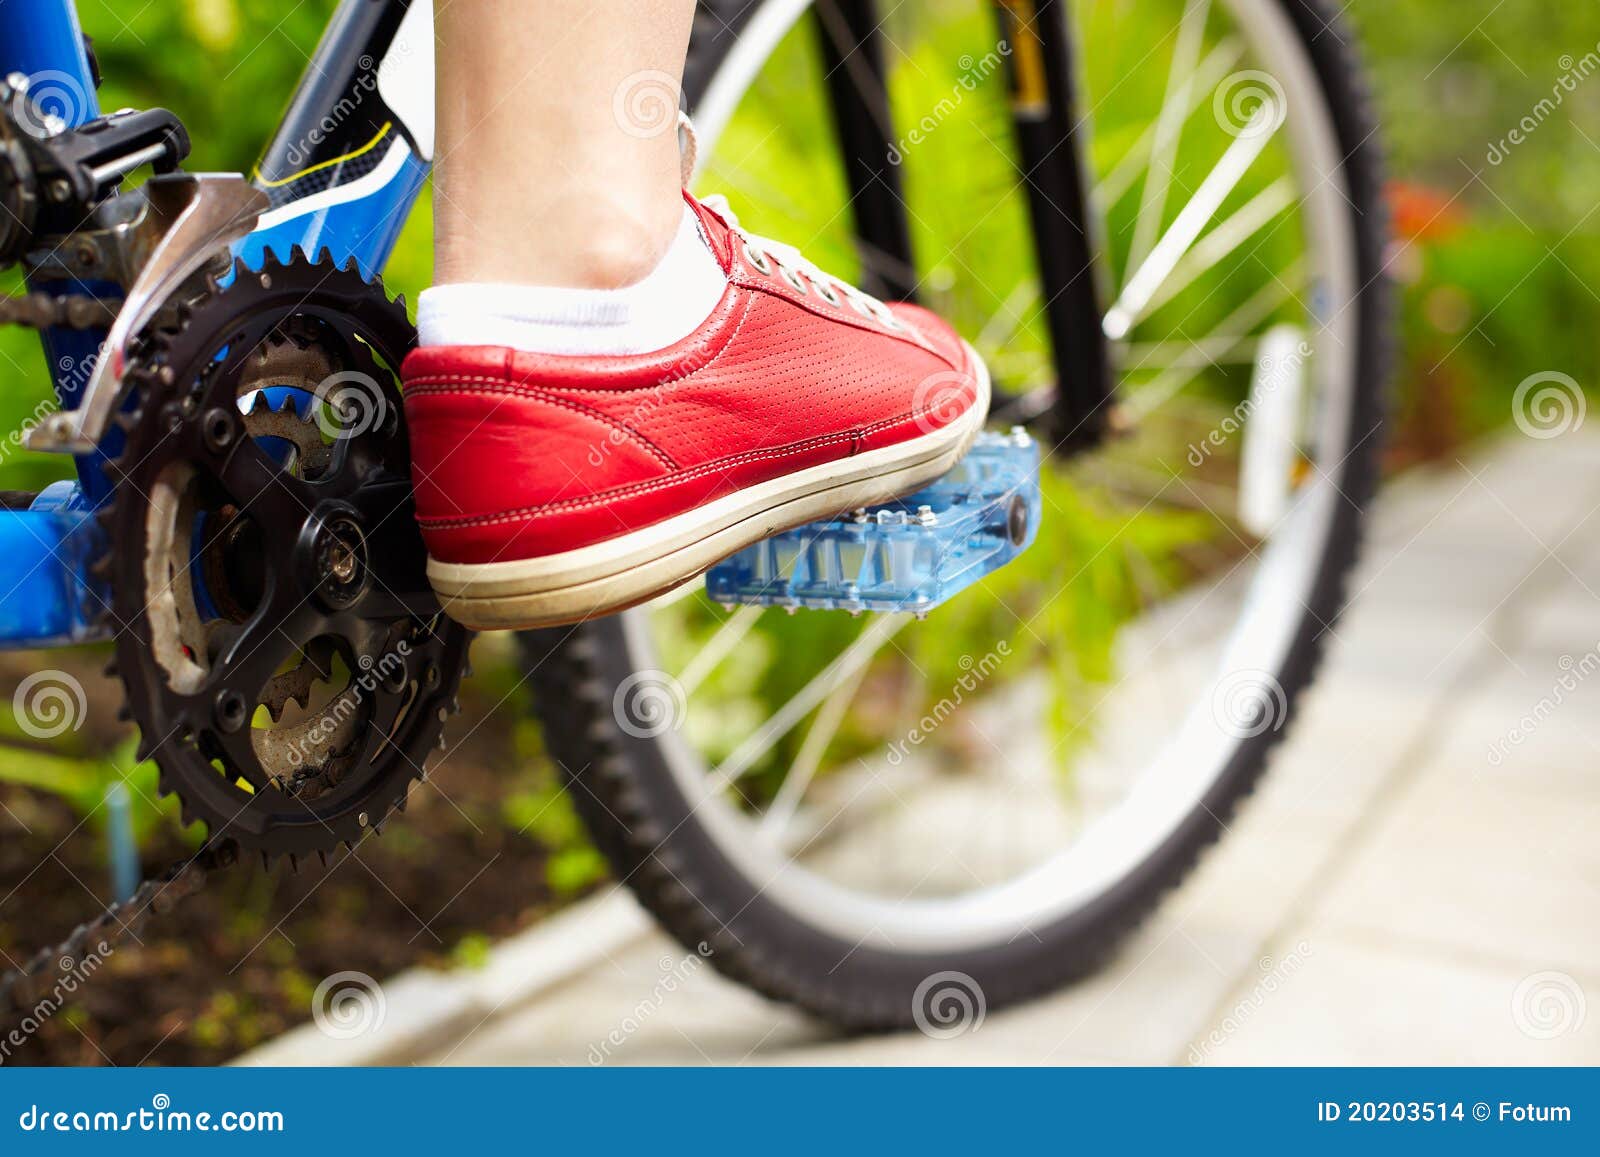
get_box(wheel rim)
[621,0,1366,951]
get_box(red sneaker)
[402,192,990,629]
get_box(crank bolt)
[329,544,357,583]
[301,509,369,611]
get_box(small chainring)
[103,250,471,864]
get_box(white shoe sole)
[427,350,991,630]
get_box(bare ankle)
[565,213,682,288]
[437,198,682,289]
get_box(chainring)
[103,250,472,864]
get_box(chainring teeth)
[102,249,467,862]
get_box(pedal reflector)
[705,429,1041,616]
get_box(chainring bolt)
[214,689,249,734]
[201,407,235,453]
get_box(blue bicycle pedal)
[705,428,1041,617]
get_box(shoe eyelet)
[780,266,809,294]
[816,283,841,307]
[742,243,772,275]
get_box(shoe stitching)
[407,382,679,470]
[415,405,965,530]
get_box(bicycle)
[0,0,1387,1032]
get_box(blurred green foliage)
[1346,0,1600,448]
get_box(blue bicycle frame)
[0,0,432,647]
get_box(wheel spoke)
[1136,175,1296,322]
[757,657,871,841]
[680,603,764,697]
[1124,259,1306,417]
[1105,109,1284,340]
[1093,36,1245,209]
[706,612,910,793]
[1122,0,1213,284]
[1115,336,1261,370]
[974,276,1042,363]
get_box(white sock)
[417,205,726,356]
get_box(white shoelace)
[678,114,903,331]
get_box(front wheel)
[528,0,1389,1029]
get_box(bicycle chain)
[0,287,231,1028]
[0,842,235,1021]
[0,290,123,331]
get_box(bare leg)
[432,0,697,289]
